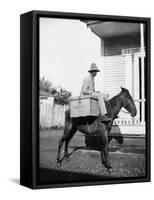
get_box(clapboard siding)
[104,35,140,56]
[103,55,126,97]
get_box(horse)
[57,87,137,170]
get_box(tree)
[54,87,72,105]
[39,77,52,92]
[40,77,72,104]
[39,77,58,95]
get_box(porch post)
[131,53,135,125]
[140,23,145,125]
[101,38,104,56]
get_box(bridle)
[121,94,133,115]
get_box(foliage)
[54,88,72,105]
[39,77,57,95]
[40,77,72,104]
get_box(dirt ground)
[39,128,146,185]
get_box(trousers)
[91,92,108,116]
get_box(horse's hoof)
[107,168,112,174]
[105,164,112,170]
[101,160,105,165]
[56,160,62,167]
[107,165,112,169]
[66,158,70,162]
[65,155,70,162]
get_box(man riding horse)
[80,63,111,123]
[57,63,137,170]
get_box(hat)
[88,63,100,73]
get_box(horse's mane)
[108,91,122,108]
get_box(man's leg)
[97,93,107,115]
[92,92,111,122]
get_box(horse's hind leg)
[64,126,77,161]
[57,120,75,165]
[57,134,66,166]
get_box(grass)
[39,129,145,184]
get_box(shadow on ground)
[10,178,20,185]
[39,167,111,184]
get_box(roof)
[82,21,144,38]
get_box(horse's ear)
[121,86,124,90]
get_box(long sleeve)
[80,75,95,95]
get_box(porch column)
[131,53,135,125]
[140,23,145,124]
[101,38,104,56]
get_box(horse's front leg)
[100,151,105,165]
[64,140,70,161]
[103,146,112,170]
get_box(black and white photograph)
[38,15,150,186]
[0,0,153,197]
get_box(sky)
[40,17,104,96]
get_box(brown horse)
[57,87,137,170]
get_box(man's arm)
[80,77,93,95]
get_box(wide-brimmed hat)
[88,63,100,73]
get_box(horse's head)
[120,87,137,117]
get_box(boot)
[100,114,112,123]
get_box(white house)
[82,21,146,135]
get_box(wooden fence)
[40,101,66,128]
[40,99,145,135]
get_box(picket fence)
[40,101,67,128]
[40,98,145,135]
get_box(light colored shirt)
[80,74,95,95]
